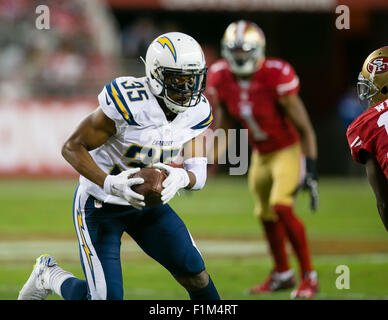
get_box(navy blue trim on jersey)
[190,108,213,130]
[105,80,139,126]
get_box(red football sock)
[274,204,313,277]
[261,219,290,273]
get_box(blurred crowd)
[0,0,220,99]
[0,0,120,98]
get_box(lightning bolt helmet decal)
[155,36,177,62]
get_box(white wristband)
[183,157,208,190]
[103,175,113,194]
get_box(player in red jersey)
[347,47,388,231]
[207,20,319,298]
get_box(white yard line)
[1,239,388,263]
[0,239,268,261]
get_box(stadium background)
[1,0,388,300]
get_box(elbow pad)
[183,157,208,190]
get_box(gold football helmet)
[358,46,388,109]
[221,20,266,76]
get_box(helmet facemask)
[357,72,379,110]
[222,41,264,76]
[153,66,207,114]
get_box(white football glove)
[152,163,190,204]
[103,168,145,210]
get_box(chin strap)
[140,56,146,66]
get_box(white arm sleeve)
[183,157,208,190]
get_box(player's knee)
[272,203,294,216]
[272,204,303,224]
[256,206,277,222]
[270,196,294,210]
[175,270,209,291]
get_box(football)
[131,168,168,207]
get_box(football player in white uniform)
[18,32,220,300]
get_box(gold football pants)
[248,142,303,221]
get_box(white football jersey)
[79,76,213,205]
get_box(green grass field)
[1,175,388,300]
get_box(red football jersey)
[347,98,388,179]
[207,58,300,154]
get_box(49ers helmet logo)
[367,57,388,74]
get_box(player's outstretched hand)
[152,163,190,204]
[301,158,319,212]
[104,168,146,210]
